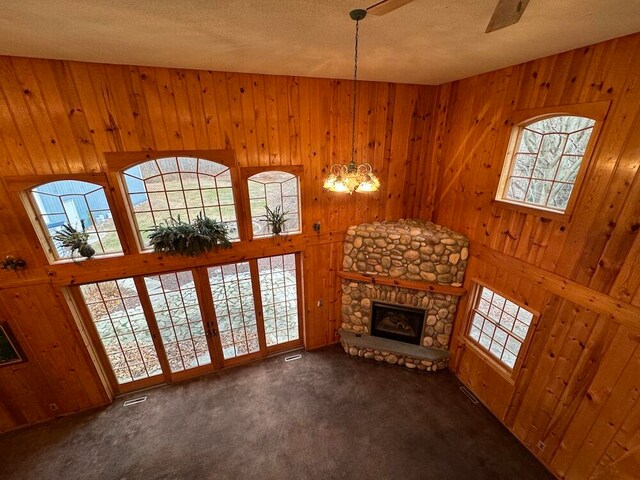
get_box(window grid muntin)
[80,278,161,384]
[207,262,259,360]
[31,181,122,259]
[248,172,300,238]
[504,117,595,212]
[467,286,534,370]
[123,157,239,248]
[144,271,211,373]
[258,254,299,347]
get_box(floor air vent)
[123,396,147,407]
[284,353,303,362]
[459,386,479,405]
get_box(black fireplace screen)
[370,302,425,345]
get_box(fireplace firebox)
[370,302,426,345]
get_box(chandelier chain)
[350,18,360,167]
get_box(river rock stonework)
[339,341,448,372]
[343,219,469,287]
[340,219,469,372]
[341,282,457,350]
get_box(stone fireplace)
[339,219,469,372]
[370,302,425,345]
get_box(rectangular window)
[467,285,534,370]
[80,279,161,384]
[143,271,211,373]
[258,254,300,347]
[207,262,260,360]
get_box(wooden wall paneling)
[263,74,281,166]
[100,64,145,152]
[0,58,53,175]
[525,309,612,458]
[127,66,160,151]
[0,284,110,432]
[587,106,640,294]
[31,59,91,173]
[224,73,248,164]
[403,85,434,219]
[593,400,640,477]
[171,70,200,150]
[554,39,640,283]
[414,33,640,479]
[308,77,325,233]
[48,61,103,173]
[197,71,223,149]
[155,66,185,150]
[548,324,639,475]
[415,82,451,220]
[15,58,73,173]
[611,232,640,305]
[564,345,640,478]
[472,244,640,330]
[371,82,391,221]
[66,61,120,157]
[237,73,261,165]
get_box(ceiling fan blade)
[485,0,530,33]
[366,0,415,16]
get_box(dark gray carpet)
[0,345,551,480]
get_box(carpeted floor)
[0,345,551,480]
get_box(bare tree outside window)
[503,115,595,212]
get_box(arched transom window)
[122,156,239,247]
[248,171,300,237]
[498,115,596,213]
[30,180,122,259]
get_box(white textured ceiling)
[0,0,639,85]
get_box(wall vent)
[459,386,480,404]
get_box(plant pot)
[79,244,96,259]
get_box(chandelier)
[323,9,381,194]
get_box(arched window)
[247,171,300,237]
[122,156,239,248]
[30,180,123,259]
[497,114,598,214]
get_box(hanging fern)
[147,213,232,257]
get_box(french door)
[74,253,302,394]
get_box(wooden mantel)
[337,270,467,296]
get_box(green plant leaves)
[147,213,232,257]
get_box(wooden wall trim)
[472,243,640,331]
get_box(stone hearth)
[340,219,469,372]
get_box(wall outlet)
[537,441,545,451]
[48,403,59,411]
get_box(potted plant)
[53,220,95,259]
[263,205,288,236]
[147,213,232,257]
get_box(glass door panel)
[144,271,211,373]
[257,254,300,347]
[80,279,162,385]
[207,262,260,360]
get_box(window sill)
[49,252,125,265]
[492,199,571,223]
[461,337,517,386]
